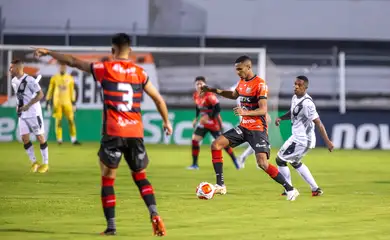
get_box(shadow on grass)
[0,228,99,236]
[373,180,390,184]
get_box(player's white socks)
[24,142,37,163]
[240,146,255,162]
[40,142,49,164]
[295,163,318,191]
[278,166,292,185]
[71,136,77,143]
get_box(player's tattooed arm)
[33,48,92,73]
[201,86,239,99]
[234,99,267,116]
[313,118,334,152]
[279,110,291,120]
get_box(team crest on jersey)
[246,87,252,93]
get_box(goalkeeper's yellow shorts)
[53,104,74,120]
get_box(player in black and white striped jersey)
[10,59,49,173]
[275,76,334,196]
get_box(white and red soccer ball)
[196,182,216,200]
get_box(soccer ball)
[196,182,216,200]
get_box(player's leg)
[29,115,50,173]
[289,145,323,196]
[188,127,206,169]
[98,137,122,235]
[211,130,239,170]
[53,105,63,144]
[64,103,81,145]
[248,131,299,201]
[275,137,295,196]
[124,138,166,236]
[19,118,39,172]
[238,145,255,168]
[212,126,245,194]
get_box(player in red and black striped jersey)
[201,55,299,201]
[189,76,239,170]
[33,33,171,236]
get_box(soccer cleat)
[187,165,199,170]
[100,228,117,236]
[72,141,82,146]
[57,141,62,145]
[286,188,300,201]
[37,164,49,173]
[312,188,324,196]
[214,184,227,195]
[151,215,166,237]
[30,162,39,173]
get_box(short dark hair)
[296,75,309,87]
[11,59,23,65]
[112,33,131,48]
[235,55,251,64]
[194,76,206,83]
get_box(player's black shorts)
[223,125,270,159]
[194,126,221,139]
[98,135,149,172]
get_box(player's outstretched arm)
[313,118,334,152]
[275,110,291,126]
[33,48,91,73]
[144,81,172,135]
[201,85,239,99]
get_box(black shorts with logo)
[98,135,149,172]
[194,126,221,139]
[223,125,270,159]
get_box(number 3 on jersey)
[117,83,134,111]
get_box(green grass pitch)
[1,142,390,240]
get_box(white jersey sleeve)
[303,100,319,121]
[27,76,41,93]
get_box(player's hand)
[72,105,77,112]
[163,121,173,136]
[201,85,214,94]
[275,118,281,126]
[33,48,50,58]
[233,106,247,116]
[199,115,210,125]
[19,105,30,112]
[192,119,198,128]
[326,140,334,152]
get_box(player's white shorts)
[277,136,310,163]
[18,115,45,136]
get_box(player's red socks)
[192,140,200,166]
[132,171,158,216]
[265,164,294,191]
[212,149,224,186]
[101,176,116,230]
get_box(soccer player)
[46,62,81,145]
[275,75,334,196]
[33,33,172,236]
[10,59,49,173]
[201,55,299,201]
[189,76,239,170]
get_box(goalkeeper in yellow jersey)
[46,62,81,145]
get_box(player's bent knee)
[192,134,203,142]
[256,153,268,170]
[100,161,117,178]
[291,162,302,169]
[21,134,30,144]
[276,157,287,167]
[211,136,228,150]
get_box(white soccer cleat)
[286,188,300,201]
[214,184,227,195]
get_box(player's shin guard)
[192,140,200,166]
[24,141,37,163]
[132,171,158,217]
[265,164,294,191]
[276,157,292,185]
[292,162,319,191]
[224,147,239,169]
[40,142,49,164]
[212,149,224,186]
[101,176,116,230]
